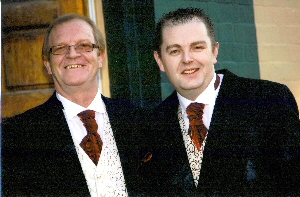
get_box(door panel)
[4,29,51,89]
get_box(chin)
[182,82,203,90]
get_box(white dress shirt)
[57,90,128,197]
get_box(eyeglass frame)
[49,42,99,55]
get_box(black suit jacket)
[139,69,300,197]
[2,92,142,197]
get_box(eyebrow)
[52,39,93,47]
[191,41,207,47]
[165,44,180,51]
[165,41,207,51]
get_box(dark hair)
[42,14,105,61]
[155,7,216,56]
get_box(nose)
[66,45,81,58]
[182,51,193,64]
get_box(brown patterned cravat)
[186,103,208,151]
[78,110,103,165]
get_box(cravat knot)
[186,103,208,151]
[78,110,98,134]
[78,110,102,165]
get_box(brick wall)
[254,0,300,112]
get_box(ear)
[212,42,219,64]
[154,51,165,72]
[44,60,52,74]
[98,52,105,69]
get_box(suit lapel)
[163,91,233,191]
[157,92,196,191]
[198,70,250,192]
[47,93,88,156]
[45,93,76,151]
[27,92,90,194]
[101,96,140,192]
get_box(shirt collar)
[178,73,217,111]
[57,89,105,121]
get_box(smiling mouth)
[183,68,198,74]
[65,64,83,69]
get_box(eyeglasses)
[50,42,99,55]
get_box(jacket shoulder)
[217,69,295,98]
[2,92,60,125]
[217,69,299,118]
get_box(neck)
[181,74,219,101]
[183,90,203,101]
[56,84,99,108]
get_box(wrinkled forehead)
[49,19,94,45]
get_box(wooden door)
[1,0,88,119]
